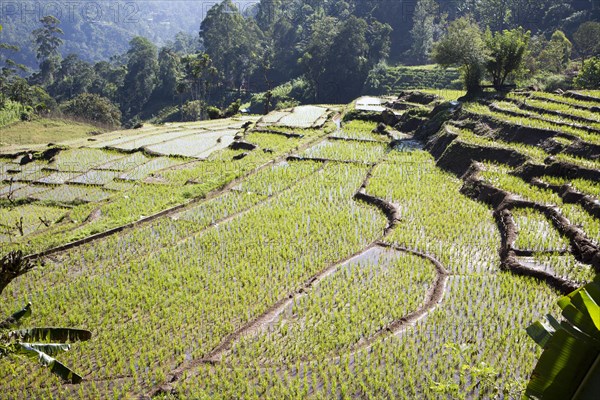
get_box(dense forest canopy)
[1,0,599,125]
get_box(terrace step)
[566,90,600,103]
[488,101,600,134]
[504,97,600,125]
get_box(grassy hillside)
[0,118,105,147]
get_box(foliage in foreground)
[0,303,92,384]
[526,277,600,399]
[0,251,36,296]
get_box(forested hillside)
[1,0,599,127]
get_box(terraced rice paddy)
[255,105,330,129]
[1,90,599,399]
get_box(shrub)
[152,105,181,123]
[61,93,121,128]
[181,100,206,121]
[206,105,223,119]
[224,99,241,117]
[0,100,30,127]
[248,78,310,114]
[574,57,600,89]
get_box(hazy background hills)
[0,1,257,68]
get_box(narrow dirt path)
[495,208,580,294]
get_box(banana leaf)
[0,303,32,329]
[15,343,83,384]
[526,278,600,400]
[16,343,71,357]
[8,328,92,343]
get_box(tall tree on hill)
[119,37,158,117]
[90,61,126,102]
[200,0,262,91]
[477,0,513,31]
[32,16,63,85]
[48,54,95,102]
[298,15,340,102]
[320,16,370,102]
[574,21,600,67]
[156,47,181,100]
[0,24,27,107]
[258,0,303,86]
[179,53,218,102]
[366,19,392,64]
[432,16,488,94]
[410,0,446,64]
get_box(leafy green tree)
[119,37,158,117]
[538,30,572,73]
[575,57,600,89]
[0,24,27,107]
[31,16,63,85]
[320,16,370,102]
[61,93,122,128]
[91,61,125,102]
[261,1,304,85]
[523,34,548,75]
[179,53,218,102]
[456,0,558,32]
[573,21,600,67]
[484,27,530,88]
[410,0,442,64]
[48,54,95,101]
[432,16,488,93]
[366,19,393,64]
[172,32,199,55]
[477,0,513,31]
[156,47,181,100]
[298,16,341,101]
[200,0,262,90]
